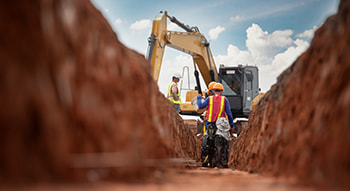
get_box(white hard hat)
[173,73,182,79]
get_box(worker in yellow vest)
[197,83,234,168]
[168,73,182,112]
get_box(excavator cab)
[219,65,259,117]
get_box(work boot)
[215,145,223,168]
[202,162,209,167]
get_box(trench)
[0,0,350,190]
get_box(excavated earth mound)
[0,0,198,183]
[229,0,350,189]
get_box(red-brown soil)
[2,168,314,191]
[0,0,197,183]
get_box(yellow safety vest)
[168,81,181,104]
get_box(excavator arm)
[147,11,218,86]
[166,31,218,84]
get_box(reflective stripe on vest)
[217,97,225,119]
[206,95,226,122]
[168,81,181,104]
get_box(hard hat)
[173,73,182,79]
[213,83,224,91]
[208,82,216,91]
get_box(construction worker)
[197,83,234,168]
[168,73,182,112]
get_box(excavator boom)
[147,11,167,83]
[147,11,218,86]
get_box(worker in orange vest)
[197,83,234,168]
[201,81,217,133]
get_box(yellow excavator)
[147,11,260,118]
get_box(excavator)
[147,11,259,119]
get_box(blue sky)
[91,0,339,96]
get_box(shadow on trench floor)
[2,167,315,191]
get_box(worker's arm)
[197,96,209,109]
[224,98,234,127]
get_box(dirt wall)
[0,0,197,183]
[229,0,350,189]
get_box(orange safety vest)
[206,95,227,122]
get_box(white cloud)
[216,45,255,66]
[230,15,243,22]
[130,19,151,31]
[215,24,309,92]
[115,18,122,25]
[246,23,294,58]
[258,39,309,89]
[104,9,109,13]
[208,26,225,41]
[296,25,319,39]
[272,39,309,71]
